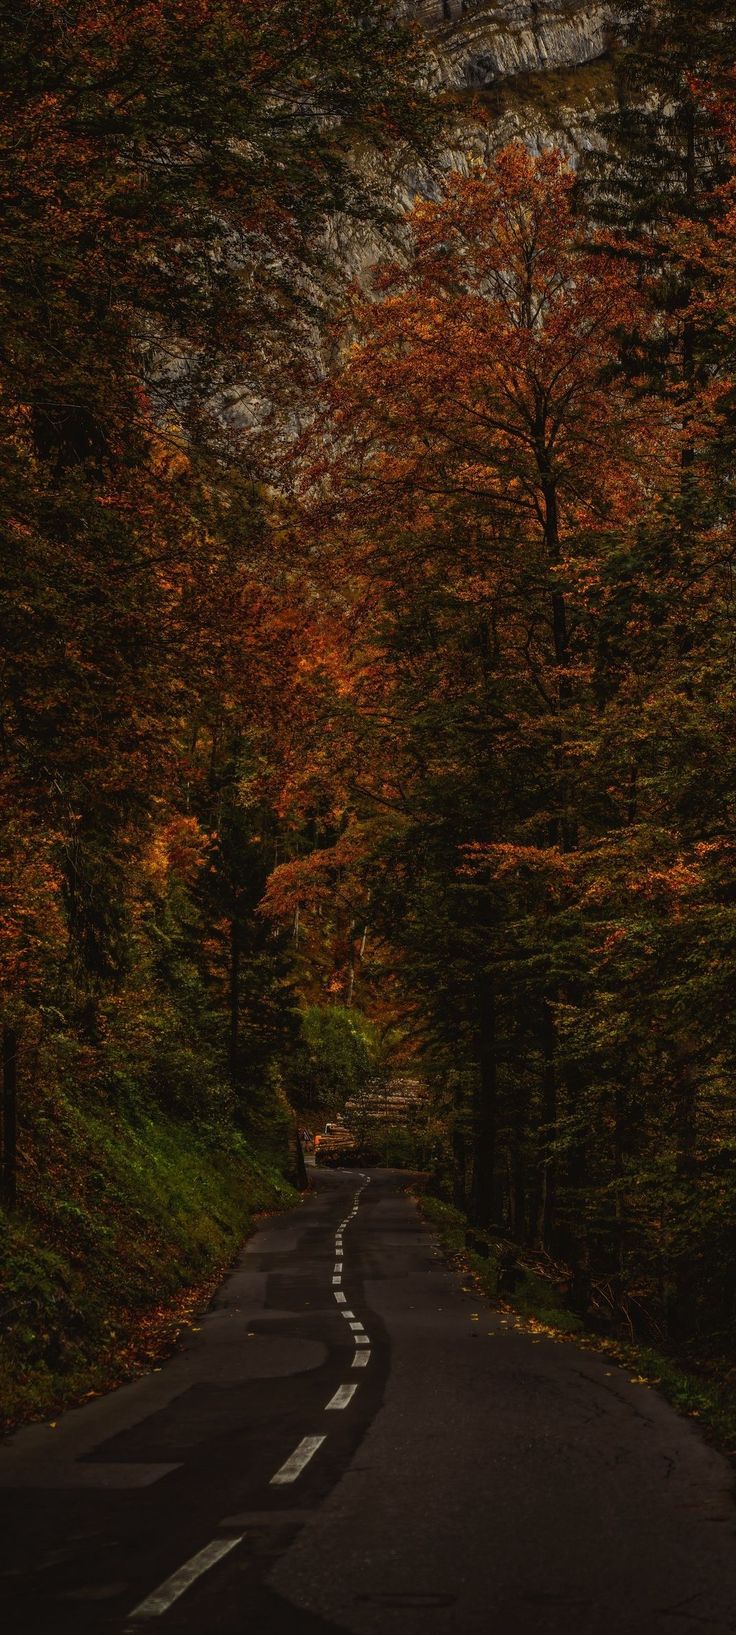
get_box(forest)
[2,0,736,1425]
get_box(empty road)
[2,1168,736,1634]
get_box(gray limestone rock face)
[213,2,633,433]
[432,4,624,89]
[404,1,634,94]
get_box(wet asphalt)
[2,1167,736,1635]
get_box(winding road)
[2,1168,736,1634]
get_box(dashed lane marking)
[341,1309,355,1320]
[270,1435,326,1487]
[325,1384,358,1411]
[130,1182,373,1621]
[128,1535,242,1621]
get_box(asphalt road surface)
[2,1168,736,1635]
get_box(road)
[2,1168,736,1635]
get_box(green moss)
[0,1095,298,1431]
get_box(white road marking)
[354,1334,370,1346]
[334,1291,347,1304]
[332,1275,342,1286]
[129,1535,242,1620]
[325,1384,358,1411]
[270,1435,326,1487]
[334,1261,343,1275]
[341,1309,355,1320]
[352,1349,370,1367]
[349,1321,364,1332]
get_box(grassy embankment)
[0,1093,298,1433]
[420,1196,736,1461]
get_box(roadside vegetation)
[420,1196,736,1463]
[0,1083,296,1432]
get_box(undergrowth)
[419,1196,736,1463]
[0,1089,298,1433]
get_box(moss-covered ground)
[419,1196,736,1464]
[0,1094,298,1433]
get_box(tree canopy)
[3,2,736,1370]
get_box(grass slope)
[0,1096,298,1433]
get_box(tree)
[284,144,651,1230]
[0,0,431,1191]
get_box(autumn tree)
[275,145,651,1231]
[278,131,736,1338]
[0,0,431,1193]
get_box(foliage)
[0,0,430,1415]
[0,1074,296,1431]
[288,1004,378,1114]
[419,1193,736,1463]
[4,0,736,1425]
[269,116,736,1356]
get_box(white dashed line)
[328,1193,371,1420]
[128,1536,242,1620]
[326,1384,358,1411]
[270,1435,326,1486]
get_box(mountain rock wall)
[410,1,629,90]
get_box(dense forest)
[2,0,736,1420]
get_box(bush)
[286,1004,378,1113]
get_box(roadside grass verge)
[419,1195,736,1462]
[0,1098,299,1434]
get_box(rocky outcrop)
[431,3,625,90]
[220,3,633,431]
[441,6,614,87]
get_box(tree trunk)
[2,1026,18,1208]
[511,1139,527,1244]
[452,1123,467,1211]
[229,915,240,1084]
[670,1050,698,1336]
[540,999,557,1251]
[613,1083,627,1281]
[560,1046,589,1271]
[469,973,497,1228]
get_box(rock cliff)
[223,3,633,430]
[406,2,631,90]
[435,3,622,90]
